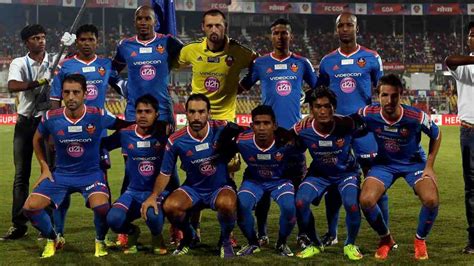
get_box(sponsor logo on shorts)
[85,181,107,191]
[276,80,291,96]
[140,64,156,80]
[138,161,155,176]
[67,142,84,157]
[204,77,220,92]
[199,161,216,176]
[340,77,356,93]
[86,84,98,101]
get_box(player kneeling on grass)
[141,94,237,258]
[226,105,297,257]
[23,74,132,258]
[293,87,364,260]
[104,94,179,255]
[358,74,441,260]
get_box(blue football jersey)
[358,104,440,165]
[113,33,183,121]
[236,129,294,181]
[37,106,117,176]
[241,52,317,129]
[51,55,112,109]
[293,117,360,176]
[102,124,168,192]
[160,120,230,194]
[317,45,383,115]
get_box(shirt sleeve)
[167,36,184,69]
[177,44,190,66]
[37,116,50,137]
[303,58,318,89]
[101,130,122,152]
[159,140,179,176]
[449,65,474,83]
[113,41,126,65]
[316,58,330,87]
[7,58,25,82]
[100,108,118,129]
[239,59,259,90]
[420,112,440,140]
[50,65,65,101]
[371,54,384,88]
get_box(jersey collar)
[202,35,230,53]
[311,119,335,138]
[135,33,157,46]
[63,104,87,125]
[337,44,360,58]
[270,52,292,62]
[187,121,210,143]
[253,134,275,152]
[135,124,152,140]
[380,105,404,126]
[74,54,98,66]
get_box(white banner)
[124,0,137,9]
[355,3,367,15]
[411,4,423,15]
[468,4,474,15]
[296,3,311,14]
[62,0,75,7]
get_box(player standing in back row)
[316,12,388,247]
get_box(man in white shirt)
[1,24,73,240]
[446,21,474,254]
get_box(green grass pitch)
[0,125,472,264]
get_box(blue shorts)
[113,190,169,221]
[352,132,378,163]
[32,171,109,208]
[238,179,294,205]
[367,162,426,190]
[299,173,360,203]
[177,185,235,210]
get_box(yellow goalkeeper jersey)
[178,36,257,121]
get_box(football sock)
[237,191,258,245]
[24,208,56,240]
[416,205,439,239]
[93,203,110,241]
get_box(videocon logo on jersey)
[276,80,292,96]
[138,161,155,176]
[67,142,84,157]
[199,161,216,176]
[86,84,98,100]
[204,77,220,92]
[140,64,156,80]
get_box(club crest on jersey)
[290,63,298,73]
[274,152,283,162]
[335,138,345,148]
[85,123,96,134]
[225,55,234,66]
[131,51,137,57]
[400,127,409,137]
[186,150,194,157]
[156,44,164,54]
[97,66,105,77]
[266,67,273,74]
[154,142,162,151]
[357,57,366,68]
[311,143,317,149]
[128,143,134,150]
